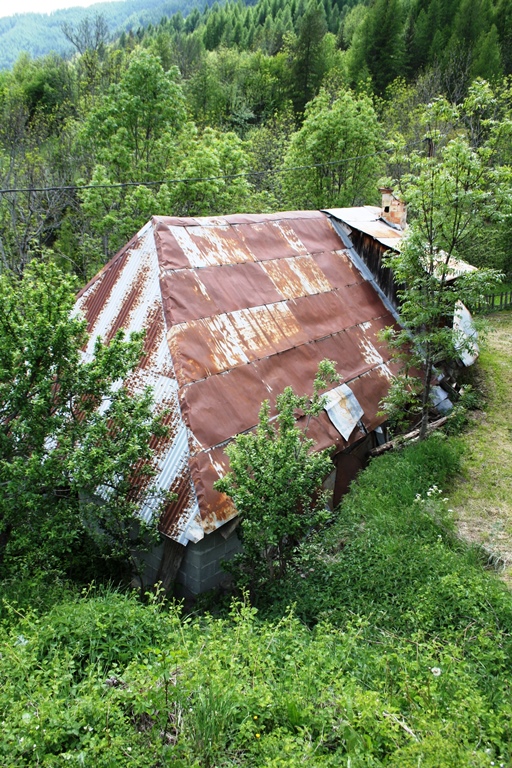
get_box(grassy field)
[450,311,512,583]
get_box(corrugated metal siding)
[76,210,400,545]
[75,222,200,543]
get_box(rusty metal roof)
[76,211,400,545]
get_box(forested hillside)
[0,0,208,70]
[1,0,512,285]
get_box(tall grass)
[2,434,512,766]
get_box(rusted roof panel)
[224,210,325,225]
[189,447,235,530]
[160,270,221,326]
[352,315,399,362]
[168,303,307,388]
[159,465,199,541]
[253,342,325,405]
[76,210,400,545]
[311,330,374,383]
[260,255,332,299]
[75,222,200,546]
[180,361,271,449]
[170,224,253,267]
[349,366,393,432]
[191,262,282,315]
[286,215,347,254]
[312,250,362,288]
[153,220,192,270]
[233,221,308,261]
[288,292,348,339]
[296,408,354,453]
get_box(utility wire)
[0,141,422,196]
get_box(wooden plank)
[369,416,449,458]
[155,536,186,591]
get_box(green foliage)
[3,0,512,279]
[166,125,266,215]
[347,0,406,94]
[263,435,512,664]
[1,387,512,766]
[215,360,339,588]
[1,16,512,766]
[382,100,509,437]
[1,531,512,766]
[81,49,186,177]
[282,88,383,208]
[288,0,329,114]
[0,261,166,581]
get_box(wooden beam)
[369,416,449,458]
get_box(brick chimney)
[379,187,406,229]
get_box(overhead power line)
[0,141,422,196]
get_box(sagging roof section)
[77,211,401,545]
[326,206,477,281]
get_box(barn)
[76,208,404,594]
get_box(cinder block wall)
[175,525,242,595]
[137,540,166,586]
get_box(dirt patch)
[450,311,512,585]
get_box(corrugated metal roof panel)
[169,224,253,267]
[77,223,161,352]
[76,224,199,544]
[324,383,364,441]
[312,250,362,288]
[192,261,282,314]
[287,292,348,339]
[286,215,347,253]
[180,361,271,449]
[189,447,235,531]
[326,207,403,244]
[160,269,221,326]
[260,255,333,299]
[349,365,393,431]
[233,220,307,260]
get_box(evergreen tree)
[290,0,328,114]
[472,25,503,81]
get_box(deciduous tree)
[215,360,338,589]
[0,261,166,580]
[282,88,383,209]
[382,100,509,438]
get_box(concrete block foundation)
[175,525,242,596]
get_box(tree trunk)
[0,523,13,566]
[419,352,434,440]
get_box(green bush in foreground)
[1,434,512,766]
[263,434,512,637]
[0,589,511,767]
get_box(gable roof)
[76,211,400,546]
